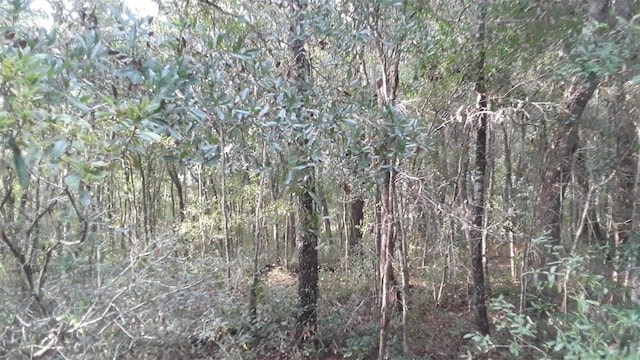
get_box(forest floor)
[109,266,492,360]
[124,265,512,360]
[2,249,517,359]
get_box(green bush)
[467,251,640,359]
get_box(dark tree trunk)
[532,81,597,266]
[341,181,364,250]
[470,96,490,335]
[349,198,364,248]
[467,0,490,336]
[288,0,319,342]
[531,0,609,282]
[296,183,319,341]
[167,164,185,222]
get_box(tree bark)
[467,0,490,336]
[167,163,185,222]
[341,181,364,250]
[531,0,609,280]
[219,126,232,284]
[296,182,319,341]
[378,161,396,360]
[609,0,638,297]
[349,198,364,248]
[501,123,517,281]
[288,0,319,343]
[373,27,403,360]
[249,142,267,320]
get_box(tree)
[531,0,610,285]
[467,0,490,336]
[288,0,319,344]
[607,0,638,300]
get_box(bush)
[467,251,640,360]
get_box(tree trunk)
[167,163,185,222]
[467,0,490,336]
[341,182,364,253]
[249,142,267,320]
[219,127,232,284]
[374,42,403,360]
[296,184,319,341]
[318,187,332,240]
[350,198,364,248]
[378,162,396,360]
[501,123,517,281]
[288,0,319,343]
[609,0,638,299]
[285,194,296,267]
[531,0,609,285]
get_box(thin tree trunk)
[285,194,295,268]
[219,121,232,284]
[371,7,404,356]
[378,163,394,360]
[197,166,206,257]
[482,130,495,289]
[396,182,410,355]
[167,163,185,222]
[454,124,471,289]
[137,155,150,244]
[343,193,350,265]
[318,187,332,240]
[608,0,637,300]
[342,181,364,250]
[374,190,382,298]
[501,123,517,281]
[249,142,267,320]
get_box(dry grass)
[1,237,507,359]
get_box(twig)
[97,278,207,336]
[345,296,377,333]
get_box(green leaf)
[292,163,313,170]
[258,106,270,118]
[509,341,520,355]
[140,96,149,110]
[79,189,92,207]
[343,118,357,126]
[284,169,293,186]
[309,191,321,207]
[136,131,161,142]
[65,173,81,191]
[8,137,30,189]
[49,138,69,158]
